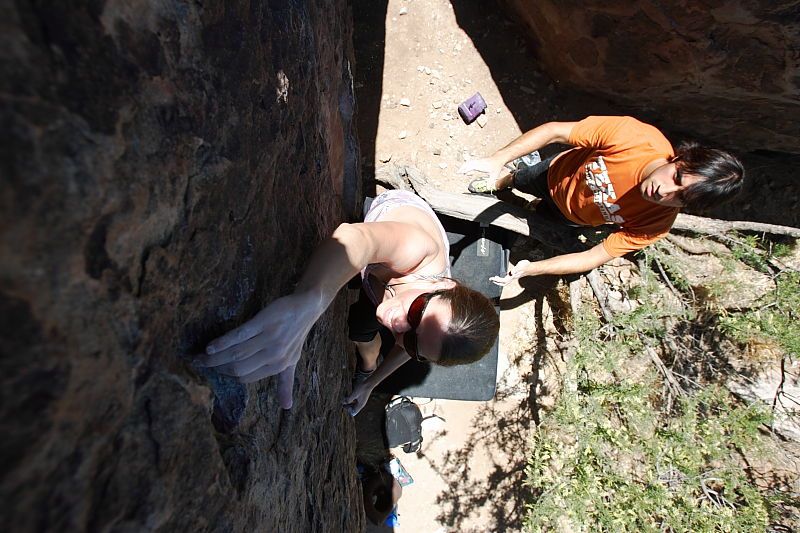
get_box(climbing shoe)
[467,177,501,195]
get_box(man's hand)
[342,381,375,416]
[489,260,534,286]
[195,291,322,409]
[458,155,507,181]
[490,244,615,284]
[459,122,576,182]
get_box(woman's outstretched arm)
[196,221,436,409]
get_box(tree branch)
[673,214,800,239]
[586,269,614,322]
[376,165,589,254]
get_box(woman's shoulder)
[372,204,445,247]
[365,191,451,277]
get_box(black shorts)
[512,155,579,227]
[512,154,555,197]
[348,287,396,355]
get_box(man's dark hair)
[670,141,745,211]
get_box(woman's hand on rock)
[196,291,322,409]
[342,381,375,417]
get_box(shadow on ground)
[433,273,569,531]
[352,0,389,197]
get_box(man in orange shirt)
[459,116,744,284]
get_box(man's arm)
[459,121,578,179]
[490,242,614,285]
[492,121,577,166]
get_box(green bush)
[525,307,772,532]
[720,270,800,356]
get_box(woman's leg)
[348,288,389,372]
[354,334,382,372]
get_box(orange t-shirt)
[547,116,680,257]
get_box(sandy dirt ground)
[360,1,548,195]
[367,5,519,193]
[355,1,564,531]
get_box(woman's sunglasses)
[403,290,445,362]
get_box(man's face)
[640,162,701,207]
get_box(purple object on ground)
[458,92,487,124]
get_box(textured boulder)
[1,1,362,532]
[496,0,800,153]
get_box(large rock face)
[497,0,800,153]
[1,2,362,531]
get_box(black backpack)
[385,397,446,453]
[385,397,423,453]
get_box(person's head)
[361,469,401,525]
[640,142,744,209]
[374,279,499,366]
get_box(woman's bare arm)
[197,220,438,409]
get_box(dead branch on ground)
[643,341,686,402]
[652,255,687,305]
[673,214,800,239]
[376,166,595,254]
[665,234,724,255]
[569,277,583,315]
[586,269,614,323]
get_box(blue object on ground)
[384,506,399,527]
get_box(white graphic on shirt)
[584,156,625,224]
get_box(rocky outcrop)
[1,2,362,531]
[497,0,800,153]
